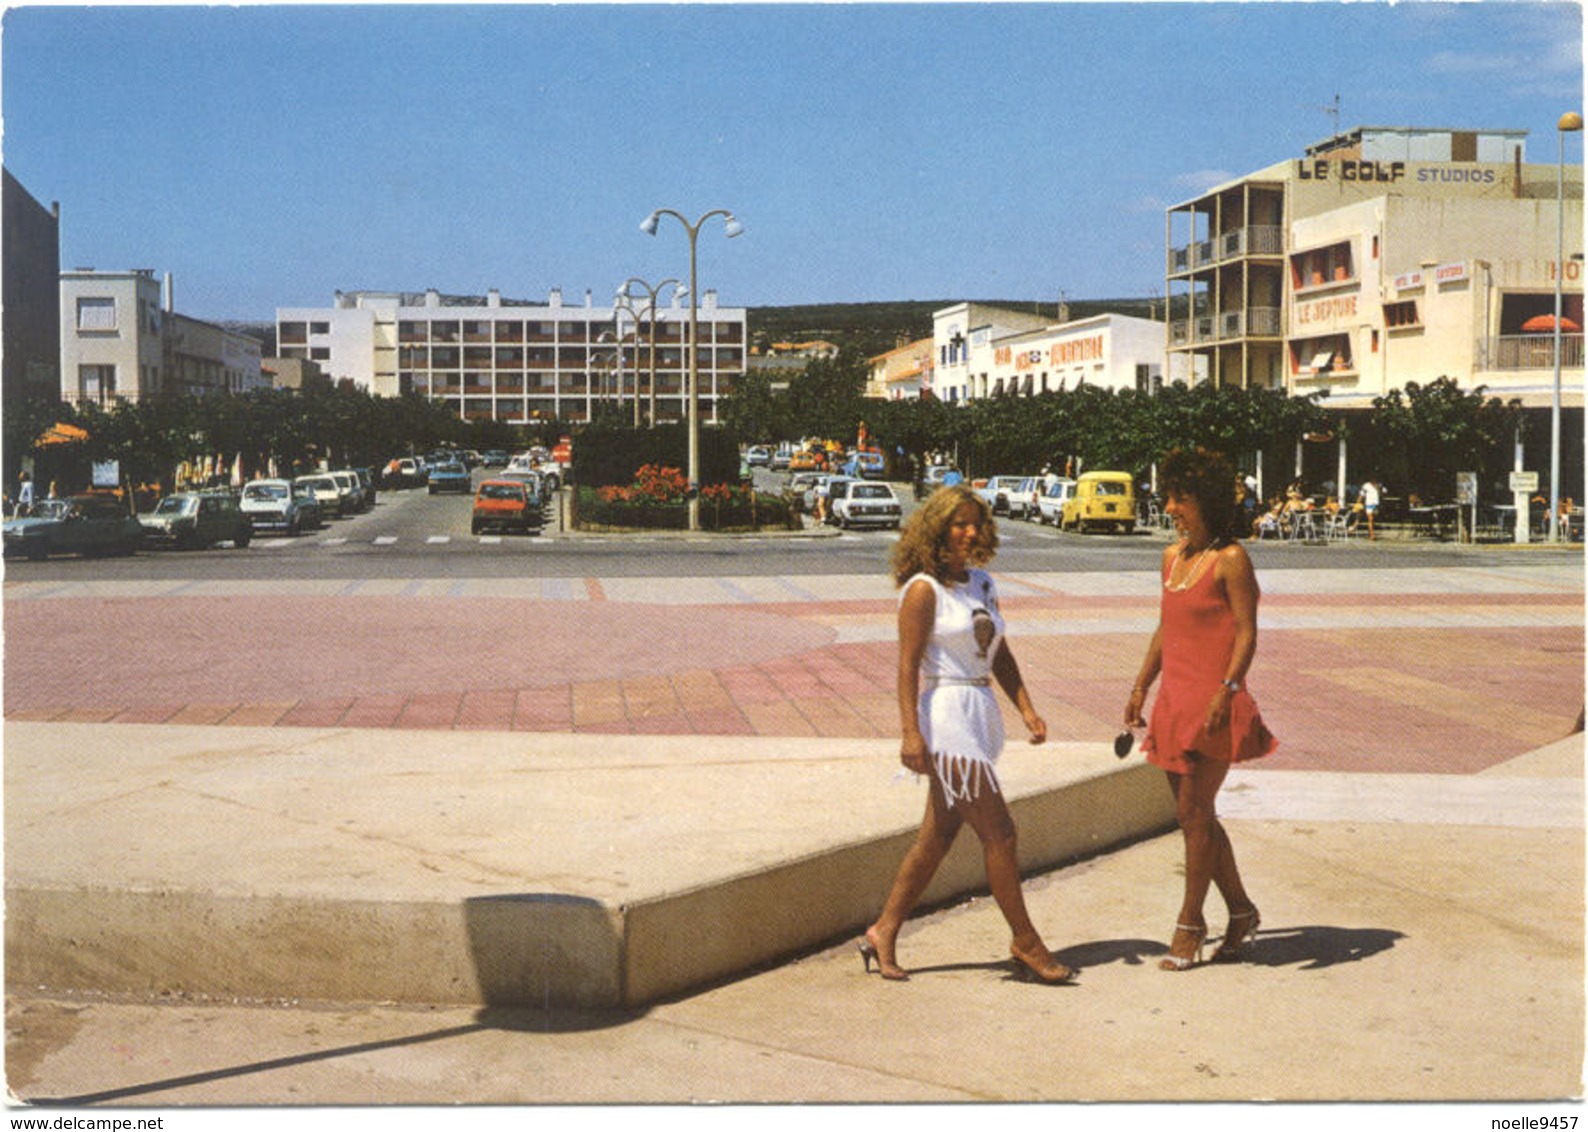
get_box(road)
[3,470,1576,582]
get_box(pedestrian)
[1358,478,1382,540]
[15,472,34,517]
[861,485,1075,984]
[1125,448,1276,971]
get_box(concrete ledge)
[5,722,1175,1009]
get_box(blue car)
[427,462,472,495]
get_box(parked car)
[806,474,854,518]
[140,491,252,549]
[471,478,541,534]
[291,482,325,529]
[494,469,546,506]
[769,447,792,471]
[240,478,315,535]
[481,449,510,467]
[295,473,345,518]
[4,495,142,560]
[830,481,903,529]
[1060,471,1137,534]
[977,475,1031,516]
[1035,477,1079,525]
[353,466,377,508]
[427,461,472,494]
[786,472,821,512]
[329,470,365,513]
[746,445,772,467]
[843,449,887,480]
[915,464,961,499]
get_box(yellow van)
[1060,471,1137,534]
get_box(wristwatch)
[1220,678,1241,693]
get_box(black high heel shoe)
[1212,906,1260,963]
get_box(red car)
[471,479,540,535]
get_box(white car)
[239,479,317,535]
[295,473,345,518]
[977,475,1031,516]
[830,481,902,529]
[1036,478,1079,525]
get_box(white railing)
[1483,334,1584,371]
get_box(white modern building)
[930,303,1186,402]
[276,287,748,425]
[1165,125,1583,410]
[59,269,264,405]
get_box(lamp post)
[616,276,683,429]
[1551,110,1583,543]
[641,208,743,530]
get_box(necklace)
[1164,541,1214,592]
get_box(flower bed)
[575,464,798,532]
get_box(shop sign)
[1296,159,1407,183]
[1048,335,1104,365]
[1433,262,1468,284]
[1295,295,1358,326]
[1393,271,1424,291]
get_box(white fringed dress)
[901,567,1006,805]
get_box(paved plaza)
[3,552,1583,1107]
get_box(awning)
[36,421,89,446]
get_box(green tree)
[1370,377,1521,500]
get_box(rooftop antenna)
[1321,93,1341,135]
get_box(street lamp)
[616,276,683,428]
[641,208,743,530]
[1551,110,1582,542]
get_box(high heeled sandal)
[1159,923,1207,971]
[858,934,908,981]
[1009,943,1077,985]
[1212,906,1260,963]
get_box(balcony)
[1484,334,1585,371]
[1169,225,1286,275]
[1217,307,1282,339]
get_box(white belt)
[923,675,990,687]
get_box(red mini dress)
[1143,549,1277,775]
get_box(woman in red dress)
[1125,449,1277,971]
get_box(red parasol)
[1521,314,1582,333]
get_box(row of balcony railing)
[1167,225,1285,275]
[1483,334,1585,371]
[1168,307,1283,346]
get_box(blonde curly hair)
[890,484,999,586]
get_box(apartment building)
[1165,125,1583,410]
[275,287,748,425]
[59,269,264,405]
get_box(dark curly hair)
[1160,448,1242,547]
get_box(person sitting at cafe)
[1253,496,1285,540]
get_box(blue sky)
[2,2,1581,322]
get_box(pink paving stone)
[511,686,571,729]
[682,706,753,735]
[3,708,69,722]
[107,703,185,725]
[165,704,238,726]
[55,708,122,724]
[278,699,355,728]
[571,681,626,729]
[739,699,818,737]
[339,696,407,729]
[222,702,295,727]
[395,693,464,729]
[454,689,520,730]
[714,666,785,705]
[628,712,696,735]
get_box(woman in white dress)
[860,485,1075,983]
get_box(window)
[79,364,115,401]
[310,347,330,361]
[76,297,117,331]
[1383,300,1420,329]
[310,321,330,335]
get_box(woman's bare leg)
[1164,755,1232,963]
[867,779,962,977]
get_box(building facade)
[866,336,934,400]
[276,287,748,425]
[59,269,264,405]
[930,304,1185,402]
[1166,125,1583,411]
[2,169,61,410]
